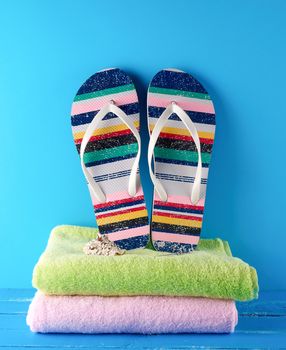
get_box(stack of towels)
[27,225,258,334]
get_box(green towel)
[32,225,258,301]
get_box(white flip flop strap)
[80,101,141,204]
[148,102,202,204]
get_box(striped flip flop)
[147,69,216,253]
[71,68,149,250]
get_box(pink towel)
[27,292,238,334]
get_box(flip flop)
[71,68,149,250]
[147,69,216,253]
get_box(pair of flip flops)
[71,68,216,254]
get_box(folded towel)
[32,225,258,301]
[27,292,238,334]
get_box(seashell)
[83,235,126,256]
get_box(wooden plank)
[0,289,35,300]
[0,301,31,314]
[237,291,286,316]
[0,329,286,349]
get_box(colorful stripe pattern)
[148,69,216,253]
[71,68,149,250]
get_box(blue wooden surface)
[0,290,285,349]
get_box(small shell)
[83,235,126,256]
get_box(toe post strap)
[148,101,202,205]
[80,101,141,204]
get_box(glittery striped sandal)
[147,69,216,253]
[71,68,149,250]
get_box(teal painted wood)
[0,289,286,349]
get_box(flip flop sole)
[148,69,216,253]
[71,68,149,250]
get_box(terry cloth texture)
[147,69,216,253]
[71,68,149,250]
[27,292,238,334]
[32,225,258,301]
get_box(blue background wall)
[0,0,285,289]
